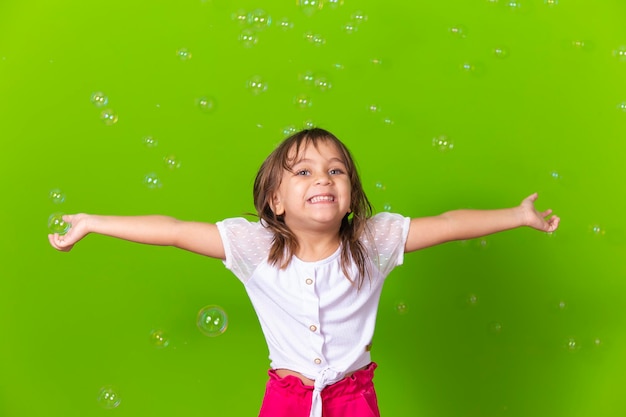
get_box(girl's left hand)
[521,193,560,233]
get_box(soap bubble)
[368,104,381,113]
[90,91,108,107]
[374,181,386,191]
[97,385,121,409]
[493,46,509,58]
[231,9,248,25]
[278,17,294,30]
[144,172,162,189]
[149,329,170,349]
[176,48,192,60]
[342,21,358,34]
[247,9,271,31]
[618,102,626,112]
[196,96,217,113]
[247,75,268,95]
[351,10,368,25]
[544,0,558,6]
[467,293,479,306]
[294,94,313,109]
[489,321,503,334]
[314,74,332,91]
[327,0,344,8]
[565,337,580,352]
[239,29,259,47]
[304,32,326,46]
[395,302,408,315]
[48,213,70,235]
[432,135,454,152]
[143,136,158,148]
[197,305,228,337]
[163,155,181,170]
[299,70,315,85]
[100,109,118,125]
[49,188,66,204]
[298,0,324,16]
[449,25,467,38]
[590,224,606,236]
[282,125,298,137]
[506,1,522,10]
[612,46,626,61]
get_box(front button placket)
[303,265,325,368]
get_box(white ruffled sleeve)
[361,212,411,277]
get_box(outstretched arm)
[404,193,560,253]
[47,214,225,259]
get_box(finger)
[540,208,553,218]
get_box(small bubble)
[327,0,344,8]
[231,9,248,25]
[304,32,326,46]
[368,104,381,113]
[460,61,484,75]
[350,10,368,24]
[544,0,558,6]
[246,75,268,95]
[593,337,603,347]
[197,305,228,337]
[449,25,467,38]
[565,337,580,351]
[294,93,313,109]
[239,29,259,47]
[489,321,503,334]
[282,125,298,137]
[618,102,626,112]
[467,293,479,306]
[163,155,181,170]
[196,96,217,113]
[299,70,315,85]
[613,46,626,61]
[383,203,392,212]
[48,213,70,235]
[342,22,358,34]
[176,48,192,61]
[302,119,316,129]
[298,0,324,16]
[49,188,66,204]
[374,181,386,191]
[314,74,332,91]
[506,1,522,10]
[97,385,121,409]
[550,170,562,180]
[143,136,158,148]
[278,17,294,30]
[100,109,118,125]
[382,116,394,126]
[493,46,509,58]
[591,224,606,236]
[247,9,271,31]
[432,135,454,152]
[395,302,408,315]
[558,300,567,310]
[149,329,170,348]
[144,173,162,189]
[90,91,108,107]
[332,62,345,70]
[370,57,383,66]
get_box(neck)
[294,231,341,262]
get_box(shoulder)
[364,212,411,236]
[216,217,274,244]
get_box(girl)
[48,128,560,417]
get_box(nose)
[315,172,331,185]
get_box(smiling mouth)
[308,195,335,203]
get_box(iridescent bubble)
[90,91,108,107]
[557,300,567,310]
[489,321,503,334]
[449,25,467,38]
[144,172,162,189]
[294,93,313,109]
[304,32,326,46]
[302,119,316,129]
[247,9,271,31]
[593,337,603,347]
[239,29,259,47]
[493,46,509,58]
[298,0,324,16]
[48,213,70,235]
[97,385,121,409]
[544,0,558,6]
[332,62,345,70]
[247,75,268,95]
[590,224,606,236]
[370,58,383,66]
[395,302,408,315]
[176,48,192,61]
[432,135,454,152]
[351,10,368,25]
[618,102,626,112]
[49,188,66,204]
[143,136,158,148]
[163,155,181,170]
[100,109,118,125]
[282,125,298,137]
[550,170,562,181]
[374,181,386,191]
[197,305,228,337]
[342,21,358,34]
[368,104,381,113]
[506,1,522,10]
[196,96,217,113]
[467,293,479,306]
[612,46,626,61]
[278,17,294,30]
[149,329,170,349]
[299,70,315,85]
[327,0,344,8]
[382,116,394,126]
[565,337,580,352]
[314,74,332,91]
[231,9,248,25]
[383,203,392,211]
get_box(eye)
[295,169,310,176]
[329,168,344,175]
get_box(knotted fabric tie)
[309,367,345,417]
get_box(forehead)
[287,138,344,162]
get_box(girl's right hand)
[48,213,90,252]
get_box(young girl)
[48,128,560,417]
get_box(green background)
[1,0,625,416]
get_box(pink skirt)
[258,362,380,417]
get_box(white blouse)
[216,212,410,417]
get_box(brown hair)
[253,128,373,288]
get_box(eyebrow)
[292,157,346,166]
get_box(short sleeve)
[216,217,273,283]
[361,212,411,277]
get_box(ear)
[270,192,285,216]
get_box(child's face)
[271,140,352,233]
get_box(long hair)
[253,128,373,288]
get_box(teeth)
[309,195,334,203]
